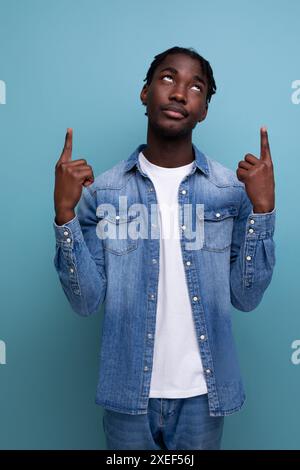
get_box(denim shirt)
[53,143,276,416]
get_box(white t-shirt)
[138,151,208,398]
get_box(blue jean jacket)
[53,143,276,416]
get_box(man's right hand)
[54,128,95,225]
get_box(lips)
[161,104,188,119]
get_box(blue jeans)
[102,394,224,450]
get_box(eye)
[161,74,173,82]
[191,84,203,92]
[161,75,203,92]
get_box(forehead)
[155,53,205,78]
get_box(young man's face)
[140,53,209,138]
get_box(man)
[53,46,276,450]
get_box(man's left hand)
[236,127,275,213]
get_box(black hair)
[143,46,216,106]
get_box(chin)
[150,118,191,138]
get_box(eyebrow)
[158,66,207,87]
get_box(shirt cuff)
[246,208,276,238]
[53,214,84,246]
[251,207,276,215]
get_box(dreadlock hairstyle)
[142,46,216,116]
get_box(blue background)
[0,0,299,449]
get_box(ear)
[140,84,148,106]
[198,104,208,123]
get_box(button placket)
[244,231,256,288]
[140,175,159,400]
[177,195,218,406]
[68,255,80,296]
[247,217,256,236]
[63,228,72,244]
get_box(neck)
[142,123,194,168]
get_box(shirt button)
[181,225,186,230]
[200,334,206,340]
[115,215,120,220]
[246,255,252,261]
[152,259,157,264]
[186,261,191,266]
[193,296,199,302]
[144,366,149,371]
[70,268,74,273]
[63,231,69,236]
[248,228,254,234]
[206,369,212,374]
[147,333,152,339]
[150,294,155,299]
[66,238,71,243]
[215,212,221,218]
[250,219,255,224]
[149,187,154,192]
[181,189,187,195]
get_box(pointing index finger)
[260,126,272,161]
[60,128,73,162]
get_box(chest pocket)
[200,205,238,252]
[96,210,139,255]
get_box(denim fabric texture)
[103,394,224,450]
[53,143,276,416]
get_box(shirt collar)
[124,143,209,176]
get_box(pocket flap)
[97,209,140,224]
[203,205,238,221]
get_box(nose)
[169,84,187,104]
